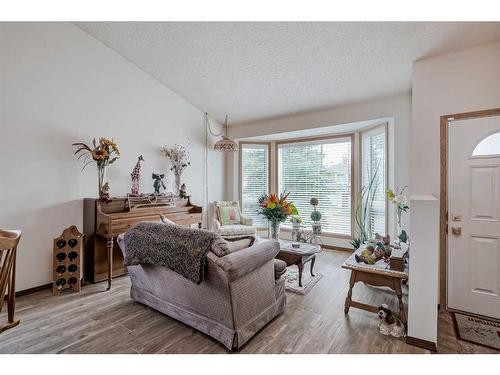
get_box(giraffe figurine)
[130,155,145,196]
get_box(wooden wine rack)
[53,225,84,295]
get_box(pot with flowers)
[160,142,191,196]
[257,192,298,239]
[387,186,410,243]
[73,137,120,198]
[290,215,303,242]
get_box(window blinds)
[241,144,269,227]
[361,126,386,237]
[278,137,352,236]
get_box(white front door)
[448,115,500,319]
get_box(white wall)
[0,23,224,291]
[226,94,412,247]
[410,41,500,345]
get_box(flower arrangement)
[72,137,120,196]
[387,186,410,242]
[160,142,191,195]
[258,192,298,239]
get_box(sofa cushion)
[218,206,241,225]
[226,236,255,253]
[210,235,231,257]
[273,259,287,280]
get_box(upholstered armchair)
[210,201,257,240]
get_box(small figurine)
[377,304,406,338]
[373,233,392,261]
[398,229,408,244]
[375,233,391,246]
[99,182,111,203]
[179,183,187,198]
[152,173,166,195]
[130,155,145,196]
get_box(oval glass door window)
[472,132,500,156]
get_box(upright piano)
[83,196,202,289]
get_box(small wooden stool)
[0,229,22,334]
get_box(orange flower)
[92,148,108,161]
[269,193,278,204]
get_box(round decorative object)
[214,136,238,152]
[310,211,322,222]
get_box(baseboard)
[4,283,52,301]
[406,336,438,352]
[321,244,352,252]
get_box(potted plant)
[160,142,191,195]
[310,198,322,235]
[290,215,303,242]
[387,186,410,243]
[72,137,120,197]
[257,192,298,239]
[350,163,380,249]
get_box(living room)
[1,1,500,373]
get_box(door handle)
[451,226,462,236]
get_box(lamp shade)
[214,136,238,152]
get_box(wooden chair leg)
[393,279,406,324]
[1,250,20,333]
[344,271,357,314]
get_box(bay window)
[277,136,353,236]
[360,125,387,237]
[240,143,270,227]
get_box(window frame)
[359,122,389,236]
[275,133,355,239]
[238,141,272,228]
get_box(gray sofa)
[117,235,286,350]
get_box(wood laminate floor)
[0,250,495,354]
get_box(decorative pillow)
[211,235,231,257]
[218,206,241,226]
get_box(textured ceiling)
[76,22,500,124]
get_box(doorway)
[441,108,500,319]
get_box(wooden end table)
[341,247,408,323]
[275,240,322,287]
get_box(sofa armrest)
[240,216,253,226]
[214,240,280,281]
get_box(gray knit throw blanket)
[123,222,218,284]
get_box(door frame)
[439,107,500,309]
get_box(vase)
[396,207,403,235]
[173,173,182,196]
[97,164,106,197]
[268,220,281,240]
[291,222,301,242]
